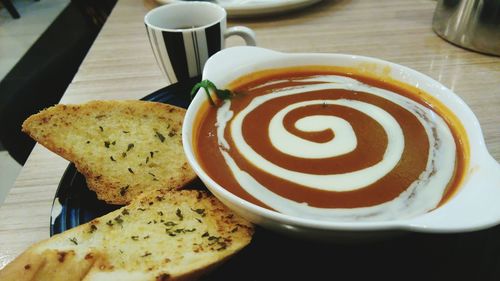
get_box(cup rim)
[144,2,226,33]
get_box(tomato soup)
[194,67,468,221]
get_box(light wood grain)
[0,0,499,269]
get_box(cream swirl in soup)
[194,69,467,221]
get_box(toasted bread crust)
[22,100,197,205]
[0,190,254,281]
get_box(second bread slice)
[0,189,254,281]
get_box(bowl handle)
[408,155,500,233]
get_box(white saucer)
[155,0,323,18]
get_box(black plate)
[50,76,500,280]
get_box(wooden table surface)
[1,0,499,270]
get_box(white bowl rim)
[182,46,500,234]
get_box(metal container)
[432,0,500,56]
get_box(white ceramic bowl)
[183,46,500,239]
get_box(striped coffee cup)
[145,2,256,84]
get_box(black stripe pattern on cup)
[205,22,222,57]
[145,22,222,84]
[145,24,172,82]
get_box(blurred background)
[0,0,117,205]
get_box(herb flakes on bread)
[0,189,254,281]
[22,100,197,205]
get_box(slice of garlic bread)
[0,189,254,281]
[22,100,197,205]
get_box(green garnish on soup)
[191,80,234,106]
